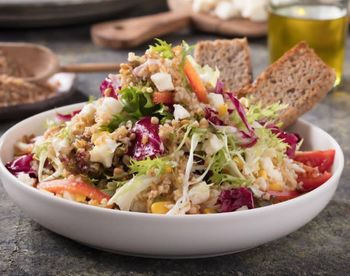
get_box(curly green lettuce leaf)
[129,157,177,177]
[241,98,288,125]
[102,86,173,132]
[149,38,174,59]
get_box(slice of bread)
[194,38,252,92]
[237,42,336,128]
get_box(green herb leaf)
[149,38,174,59]
[129,157,176,177]
[102,86,173,132]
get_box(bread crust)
[194,38,253,92]
[237,42,336,128]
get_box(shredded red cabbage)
[5,154,37,177]
[266,124,301,158]
[226,93,258,148]
[217,188,254,212]
[205,107,225,126]
[56,110,81,122]
[129,117,164,160]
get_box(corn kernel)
[217,104,228,117]
[259,169,268,179]
[165,166,173,174]
[203,208,217,214]
[75,194,87,202]
[151,201,172,214]
[233,156,244,170]
[269,182,283,191]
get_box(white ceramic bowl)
[0,103,344,258]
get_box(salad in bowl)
[5,40,335,215]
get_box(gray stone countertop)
[0,24,349,275]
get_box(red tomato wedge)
[153,91,174,105]
[183,57,208,103]
[297,171,332,192]
[37,178,111,202]
[294,150,335,173]
[268,190,301,203]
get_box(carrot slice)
[153,91,174,104]
[184,57,208,103]
[37,178,111,202]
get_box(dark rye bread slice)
[194,38,252,92]
[238,42,336,128]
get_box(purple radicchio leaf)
[226,93,258,148]
[217,188,255,212]
[56,109,81,122]
[205,107,225,126]
[215,80,225,94]
[129,117,164,160]
[5,154,37,177]
[99,74,120,99]
[266,124,301,158]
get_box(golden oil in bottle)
[268,4,348,85]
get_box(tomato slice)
[294,150,335,173]
[268,190,301,203]
[183,57,208,103]
[297,171,332,192]
[153,91,174,105]
[37,178,111,202]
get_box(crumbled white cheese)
[208,93,225,109]
[150,72,175,91]
[51,137,72,155]
[95,97,123,125]
[173,104,191,120]
[189,181,210,205]
[17,173,35,186]
[261,157,284,184]
[90,132,119,167]
[236,205,249,211]
[79,102,96,119]
[203,133,224,156]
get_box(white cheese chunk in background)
[150,72,175,91]
[208,93,225,109]
[95,97,123,125]
[90,139,118,168]
[173,104,191,120]
[189,182,210,205]
[214,1,239,20]
[193,0,217,13]
[191,0,268,22]
[90,132,119,168]
[204,134,224,156]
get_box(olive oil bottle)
[268,4,348,85]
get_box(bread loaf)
[238,42,336,128]
[195,38,252,92]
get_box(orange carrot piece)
[184,57,208,103]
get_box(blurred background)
[0,0,349,120]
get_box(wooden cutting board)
[91,0,267,49]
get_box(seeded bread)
[237,42,336,128]
[194,38,252,92]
